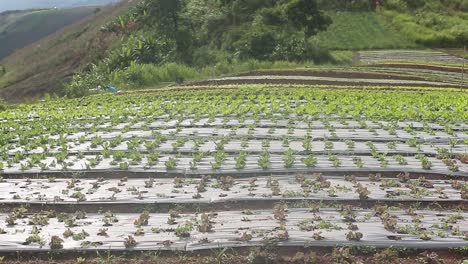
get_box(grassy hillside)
[0,7,99,60]
[381,9,468,47]
[0,0,135,101]
[315,12,416,50]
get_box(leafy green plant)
[258,151,270,169]
[283,149,295,168]
[165,157,178,170]
[235,151,247,169]
[303,155,317,167]
[119,162,129,170]
[175,221,193,238]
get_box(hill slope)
[0,0,121,12]
[0,0,135,101]
[0,7,99,60]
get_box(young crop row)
[1,174,466,204]
[2,127,466,157]
[2,87,467,123]
[1,117,466,175]
[0,207,466,252]
[1,89,466,163]
[0,152,466,176]
[4,117,466,140]
[3,132,466,155]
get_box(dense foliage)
[64,0,334,97]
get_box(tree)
[140,0,193,63]
[218,0,277,25]
[143,0,184,37]
[370,0,383,11]
[285,0,332,38]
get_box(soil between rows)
[1,199,465,214]
[366,63,466,73]
[117,84,464,97]
[184,78,463,88]
[0,170,466,180]
[0,247,465,264]
[234,70,428,81]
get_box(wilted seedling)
[124,235,137,248]
[49,236,64,250]
[6,214,16,226]
[197,213,213,233]
[273,203,288,222]
[134,211,150,227]
[346,231,363,241]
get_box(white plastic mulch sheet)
[0,209,467,252]
[0,176,464,204]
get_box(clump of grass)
[111,63,198,88]
[381,9,468,47]
[110,59,313,90]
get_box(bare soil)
[184,78,461,88]
[1,199,465,214]
[366,63,465,73]
[235,70,428,81]
[0,248,465,264]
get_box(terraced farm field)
[0,84,467,262]
[358,50,468,65]
[191,50,467,89]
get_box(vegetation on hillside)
[64,0,468,97]
[64,0,337,97]
[380,0,468,47]
[315,0,468,49]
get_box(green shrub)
[257,7,286,26]
[234,31,278,60]
[0,65,5,77]
[272,36,333,63]
[63,64,108,98]
[192,47,226,67]
[104,33,176,71]
[400,0,426,10]
[0,99,8,112]
[384,0,408,11]
[200,59,311,78]
[317,0,372,11]
[451,24,468,44]
[330,51,354,65]
[111,63,198,88]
